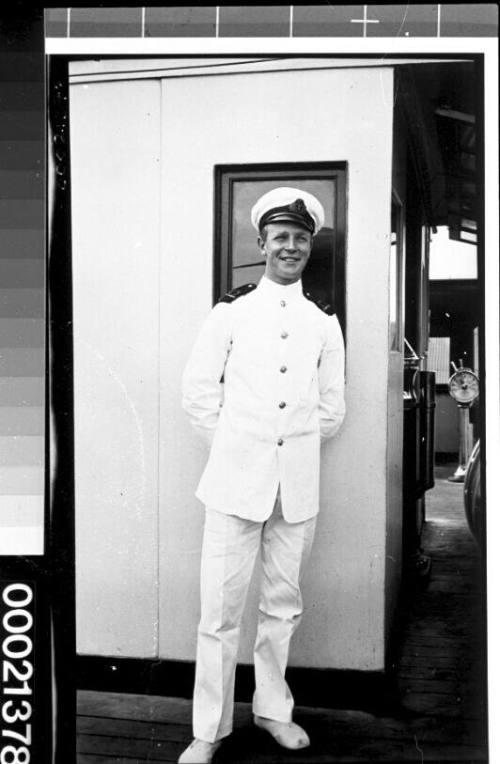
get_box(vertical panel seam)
[155,76,163,659]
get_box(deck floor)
[77,463,488,763]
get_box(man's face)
[258,222,313,285]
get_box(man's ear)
[257,236,266,257]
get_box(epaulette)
[304,290,335,316]
[218,283,257,304]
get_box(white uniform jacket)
[182,276,346,523]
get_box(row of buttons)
[278,301,288,446]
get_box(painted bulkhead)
[69,58,401,674]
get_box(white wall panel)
[70,79,161,656]
[69,62,401,670]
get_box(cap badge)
[290,198,306,213]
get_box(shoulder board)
[303,291,335,316]
[218,283,257,304]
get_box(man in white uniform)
[179,187,346,763]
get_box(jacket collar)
[257,275,304,300]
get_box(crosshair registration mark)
[1,585,34,764]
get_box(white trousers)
[193,494,317,743]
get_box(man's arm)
[181,303,232,447]
[318,314,346,441]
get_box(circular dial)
[448,369,479,404]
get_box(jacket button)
[277,438,284,446]
[280,300,286,307]
[280,331,289,339]
[280,366,287,373]
[279,401,286,409]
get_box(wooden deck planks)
[77,724,486,764]
[78,716,188,742]
[77,692,193,725]
[77,734,181,761]
[77,699,480,744]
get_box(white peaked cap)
[250,186,325,235]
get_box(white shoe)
[254,715,310,749]
[178,738,222,763]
